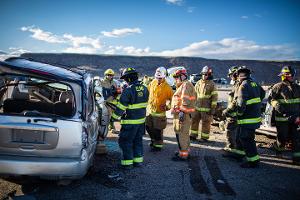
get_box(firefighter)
[100,69,119,133]
[268,66,300,165]
[228,66,265,168]
[222,66,239,152]
[146,67,173,151]
[190,66,218,141]
[171,68,196,161]
[111,67,149,169]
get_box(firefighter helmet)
[155,67,167,79]
[201,66,213,75]
[120,67,138,79]
[104,69,115,76]
[228,66,239,77]
[278,66,295,77]
[172,67,187,78]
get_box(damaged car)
[0,57,108,179]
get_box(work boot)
[172,152,188,161]
[121,165,134,170]
[222,151,244,162]
[150,146,162,152]
[133,162,143,167]
[240,161,259,168]
[190,135,197,141]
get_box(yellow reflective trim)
[133,157,144,163]
[112,113,121,120]
[121,118,146,124]
[195,107,210,112]
[293,152,300,157]
[277,98,300,104]
[246,155,260,162]
[201,132,209,139]
[117,102,128,110]
[128,102,148,109]
[246,97,261,105]
[230,149,246,155]
[237,117,261,124]
[121,160,133,166]
[211,101,217,106]
[211,91,218,95]
[190,130,198,135]
[275,116,289,122]
[150,112,166,117]
[198,94,211,99]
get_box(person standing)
[230,66,265,168]
[190,66,218,141]
[146,67,173,151]
[268,66,300,165]
[101,69,118,133]
[171,68,196,161]
[222,66,240,152]
[111,67,149,169]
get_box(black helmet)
[120,67,138,79]
[237,66,251,75]
[228,66,238,77]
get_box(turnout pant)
[276,122,300,161]
[118,123,145,166]
[146,115,167,148]
[190,111,213,139]
[236,126,259,162]
[173,113,192,157]
[224,118,238,150]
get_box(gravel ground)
[1,121,300,200]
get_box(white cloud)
[63,46,98,54]
[187,6,195,13]
[101,28,142,38]
[199,29,205,32]
[150,38,297,60]
[241,15,249,19]
[254,13,262,18]
[166,0,183,6]
[63,34,101,49]
[21,26,65,43]
[9,47,30,55]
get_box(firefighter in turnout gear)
[112,67,149,169]
[190,66,218,141]
[101,69,118,133]
[268,66,300,165]
[171,68,196,161]
[222,66,240,152]
[146,67,173,151]
[230,66,265,168]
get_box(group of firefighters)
[98,64,300,170]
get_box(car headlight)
[81,149,87,161]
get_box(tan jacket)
[194,79,218,113]
[171,80,196,113]
[147,79,173,115]
[100,78,117,102]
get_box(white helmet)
[155,67,167,79]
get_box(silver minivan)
[0,57,108,179]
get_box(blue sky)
[0,0,299,60]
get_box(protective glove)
[179,111,185,123]
[295,117,300,125]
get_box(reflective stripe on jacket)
[268,81,300,122]
[112,80,149,124]
[194,79,218,112]
[147,79,173,115]
[236,79,265,129]
[171,80,196,113]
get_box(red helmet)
[172,67,187,78]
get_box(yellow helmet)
[104,69,115,76]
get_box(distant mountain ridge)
[21,53,300,84]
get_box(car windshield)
[0,75,75,117]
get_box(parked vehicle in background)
[0,57,108,180]
[213,78,228,85]
[166,66,186,89]
[189,73,201,85]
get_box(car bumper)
[0,154,89,179]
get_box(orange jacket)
[171,80,196,113]
[147,79,173,115]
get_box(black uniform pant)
[119,123,145,165]
[145,115,167,148]
[236,126,259,162]
[276,121,300,161]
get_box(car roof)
[0,57,84,84]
